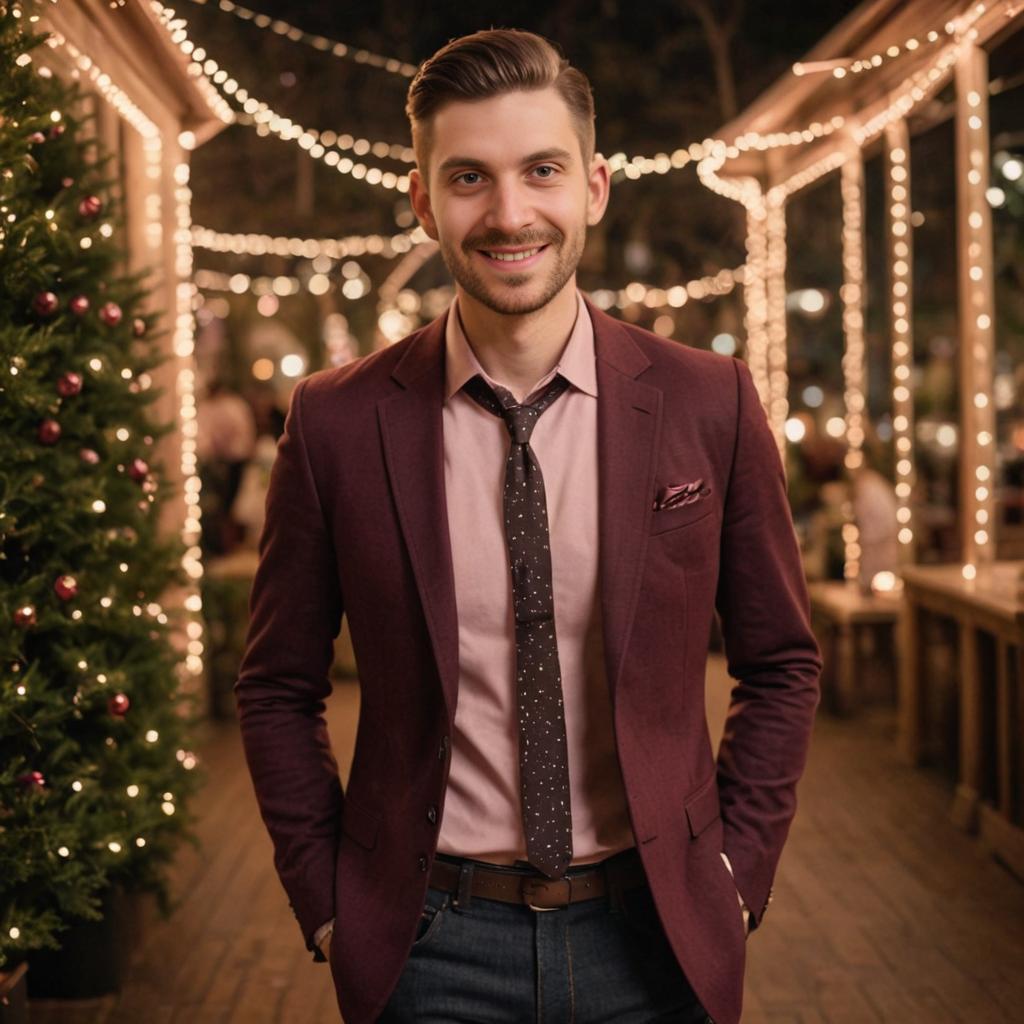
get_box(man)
[236,28,821,1024]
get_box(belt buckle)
[521,876,571,912]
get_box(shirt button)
[427,805,438,824]
[418,855,428,872]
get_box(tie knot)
[462,373,570,445]
[503,404,539,445]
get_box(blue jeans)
[378,858,712,1023]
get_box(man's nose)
[484,181,534,236]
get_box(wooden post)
[952,620,981,831]
[898,588,923,764]
[884,119,917,568]
[743,199,769,411]
[765,194,789,459]
[840,152,867,583]
[955,43,996,572]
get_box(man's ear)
[409,169,439,240]
[585,153,611,227]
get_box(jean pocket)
[411,886,450,949]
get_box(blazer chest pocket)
[650,498,715,536]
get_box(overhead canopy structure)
[702,0,1022,579]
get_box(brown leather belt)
[429,849,647,911]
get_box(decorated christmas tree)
[0,1,201,969]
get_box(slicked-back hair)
[406,29,595,175]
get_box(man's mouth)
[478,245,548,264]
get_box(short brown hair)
[406,29,595,172]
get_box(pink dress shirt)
[436,292,635,866]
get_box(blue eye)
[534,165,556,178]
[455,171,482,185]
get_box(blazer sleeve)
[234,376,344,960]
[713,357,822,931]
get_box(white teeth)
[485,247,541,262]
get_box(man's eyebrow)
[437,148,575,175]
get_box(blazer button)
[418,854,428,872]
[427,805,438,824]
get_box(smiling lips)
[480,245,548,267]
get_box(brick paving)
[27,656,1024,1023]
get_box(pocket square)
[653,478,711,511]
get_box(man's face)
[409,87,609,317]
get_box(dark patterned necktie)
[462,371,574,879]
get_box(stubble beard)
[438,225,586,317]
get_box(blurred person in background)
[197,377,257,555]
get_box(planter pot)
[0,963,29,1024]
[26,883,141,999]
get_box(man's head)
[406,29,595,173]
[406,30,609,318]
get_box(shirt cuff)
[720,852,751,934]
[313,918,334,951]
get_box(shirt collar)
[444,290,598,402]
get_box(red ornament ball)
[69,294,90,316]
[99,302,122,327]
[128,458,149,482]
[61,176,74,188]
[54,575,78,601]
[13,605,37,628]
[57,371,83,397]
[49,123,65,139]
[79,448,100,465]
[108,693,130,717]
[32,291,59,317]
[37,419,61,445]
[17,771,45,789]
[132,317,147,338]
[28,131,46,144]
[78,194,102,218]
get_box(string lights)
[181,0,419,78]
[174,161,207,677]
[793,27,944,79]
[884,121,917,563]
[764,196,788,456]
[151,2,414,193]
[839,153,867,583]
[194,266,369,299]
[955,41,997,577]
[742,198,769,408]
[191,224,427,259]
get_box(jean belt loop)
[455,859,474,913]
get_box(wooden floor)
[28,655,1024,1024]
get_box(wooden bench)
[807,580,902,716]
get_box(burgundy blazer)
[235,301,822,1024]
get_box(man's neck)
[456,281,579,403]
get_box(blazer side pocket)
[684,773,721,839]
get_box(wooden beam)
[955,43,997,571]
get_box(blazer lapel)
[589,302,662,703]
[377,314,461,724]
